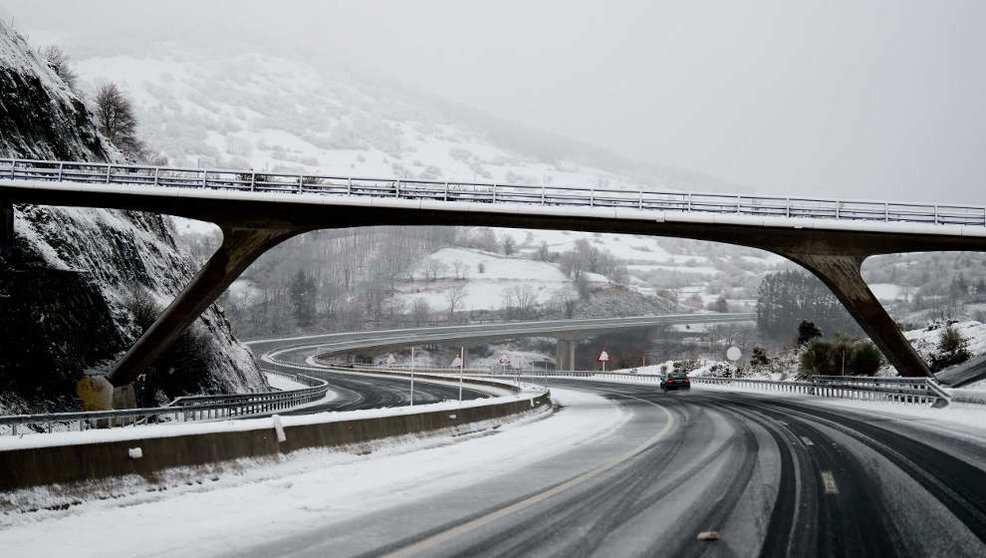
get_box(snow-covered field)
[0,387,625,557]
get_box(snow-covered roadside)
[264,371,309,391]
[0,387,626,558]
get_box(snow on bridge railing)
[2,157,985,228]
[0,363,328,436]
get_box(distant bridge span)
[2,158,985,401]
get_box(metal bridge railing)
[2,157,984,228]
[0,364,329,436]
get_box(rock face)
[0,21,266,413]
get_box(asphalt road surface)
[233,379,986,558]
[262,345,491,414]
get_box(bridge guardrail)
[2,157,984,227]
[0,364,329,436]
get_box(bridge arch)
[5,160,986,402]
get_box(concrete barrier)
[0,391,551,491]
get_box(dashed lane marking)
[800,437,814,447]
[821,471,839,495]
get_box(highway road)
[252,342,492,414]
[234,379,986,558]
[246,313,754,414]
[245,313,754,360]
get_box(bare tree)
[446,284,467,321]
[500,234,517,256]
[39,45,78,92]
[93,82,142,157]
[411,298,431,326]
[451,259,469,280]
[421,258,448,281]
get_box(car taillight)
[684,379,690,382]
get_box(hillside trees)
[289,269,317,328]
[756,270,860,343]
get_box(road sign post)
[598,349,610,373]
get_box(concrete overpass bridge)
[247,312,756,371]
[3,158,985,405]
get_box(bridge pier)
[779,252,931,378]
[78,225,305,410]
[556,338,577,371]
[0,198,12,259]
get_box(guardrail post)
[9,159,15,179]
[395,178,400,198]
[298,174,304,193]
[347,177,352,195]
[202,171,208,189]
[638,190,643,210]
[153,167,160,187]
[58,162,64,182]
[934,204,939,225]
[251,173,256,192]
[492,185,497,203]
[106,165,111,184]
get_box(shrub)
[929,325,972,372]
[797,321,823,345]
[848,343,882,376]
[800,337,881,376]
[750,346,771,368]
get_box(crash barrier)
[0,365,329,436]
[518,370,952,407]
[3,157,984,228]
[0,389,552,491]
[690,375,950,406]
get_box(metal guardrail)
[690,376,949,406]
[0,364,329,436]
[2,157,985,228]
[516,369,951,406]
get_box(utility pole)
[410,346,415,407]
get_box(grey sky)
[4,1,985,203]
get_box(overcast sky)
[4,1,985,203]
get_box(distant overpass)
[248,313,756,370]
[4,157,985,400]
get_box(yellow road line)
[383,395,676,558]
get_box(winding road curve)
[236,379,986,557]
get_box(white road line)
[800,436,815,447]
[821,471,839,495]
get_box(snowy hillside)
[73,49,657,189]
[0,22,266,413]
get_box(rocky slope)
[0,22,266,413]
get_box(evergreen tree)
[289,269,317,329]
